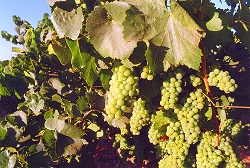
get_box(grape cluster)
[208,69,238,93]
[220,119,243,138]
[148,123,164,145]
[158,122,190,167]
[130,98,150,135]
[196,131,223,168]
[114,134,131,150]
[196,131,245,168]
[105,65,139,120]
[160,69,184,110]
[190,74,202,87]
[176,90,205,144]
[140,65,154,80]
[120,123,128,135]
[218,136,245,168]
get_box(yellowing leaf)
[86,3,137,60]
[206,12,223,31]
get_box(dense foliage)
[0,0,250,167]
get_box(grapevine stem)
[200,90,250,109]
[199,0,220,147]
[201,46,220,147]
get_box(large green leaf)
[45,114,87,156]
[122,0,204,70]
[122,0,168,42]
[51,7,84,40]
[86,3,137,60]
[151,1,205,70]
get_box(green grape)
[130,98,150,135]
[208,69,237,93]
[190,74,202,87]
[120,124,128,135]
[196,131,246,168]
[160,69,184,110]
[176,90,205,144]
[106,65,139,120]
[196,131,223,168]
[140,65,154,80]
[220,119,243,138]
[114,134,130,150]
[148,123,164,145]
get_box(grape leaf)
[0,150,16,168]
[51,7,83,40]
[50,38,72,65]
[66,38,98,86]
[122,0,204,70]
[145,43,165,74]
[86,3,137,60]
[233,2,250,52]
[152,110,170,129]
[151,1,205,70]
[122,0,168,42]
[45,117,85,139]
[0,127,7,140]
[206,12,223,31]
[0,83,10,96]
[79,52,99,87]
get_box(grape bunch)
[140,65,154,80]
[196,131,245,168]
[176,90,205,144]
[130,98,150,135]
[105,65,139,120]
[207,69,238,93]
[196,131,224,168]
[218,136,245,168]
[148,123,165,145]
[114,134,131,150]
[160,69,184,110]
[158,121,190,167]
[190,74,202,87]
[220,119,243,138]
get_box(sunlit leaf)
[51,7,84,40]
[77,96,89,111]
[86,4,137,60]
[206,12,223,31]
[48,78,64,94]
[151,1,205,70]
[122,0,204,70]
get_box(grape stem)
[200,91,250,109]
[201,46,220,147]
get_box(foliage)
[0,0,250,167]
